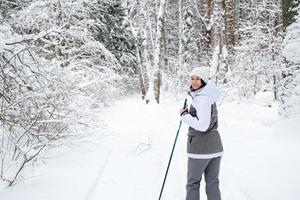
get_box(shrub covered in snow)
[0,0,136,186]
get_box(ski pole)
[158,98,187,200]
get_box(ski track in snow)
[84,150,111,200]
[79,96,268,200]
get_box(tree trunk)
[224,0,236,54]
[178,0,183,69]
[206,0,212,17]
[136,0,150,101]
[135,42,146,99]
[211,0,227,84]
[153,0,167,103]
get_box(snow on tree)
[153,0,166,103]
[210,0,228,85]
[282,0,300,29]
[230,0,282,99]
[0,21,72,186]
[280,4,300,117]
[128,0,151,101]
[0,0,137,186]
[1,0,300,188]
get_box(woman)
[180,67,223,200]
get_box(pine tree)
[280,4,300,116]
[89,0,135,73]
[282,0,300,29]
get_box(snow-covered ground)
[0,95,299,200]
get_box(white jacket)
[181,82,221,132]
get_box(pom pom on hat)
[190,67,210,83]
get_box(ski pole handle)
[183,98,187,109]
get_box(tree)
[231,0,282,98]
[282,0,300,29]
[153,0,167,103]
[88,0,136,74]
[280,3,300,116]
[0,26,71,186]
[188,0,212,68]
[224,0,236,63]
[210,0,228,84]
[128,0,151,101]
[0,0,137,186]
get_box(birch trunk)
[178,0,183,69]
[153,0,166,103]
[135,41,146,99]
[211,0,227,84]
[135,0,150,101]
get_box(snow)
[281,5,300,117]
[283,9,300,64]
[254,91,274,107]
[0,95,299,200]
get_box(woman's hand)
[180,108,188,116]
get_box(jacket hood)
[189,82,220,103]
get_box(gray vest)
[187,103,223,154]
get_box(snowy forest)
[1,0,300,199]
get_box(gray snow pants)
[186,156,221,200]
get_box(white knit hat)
[190,67,210,83]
